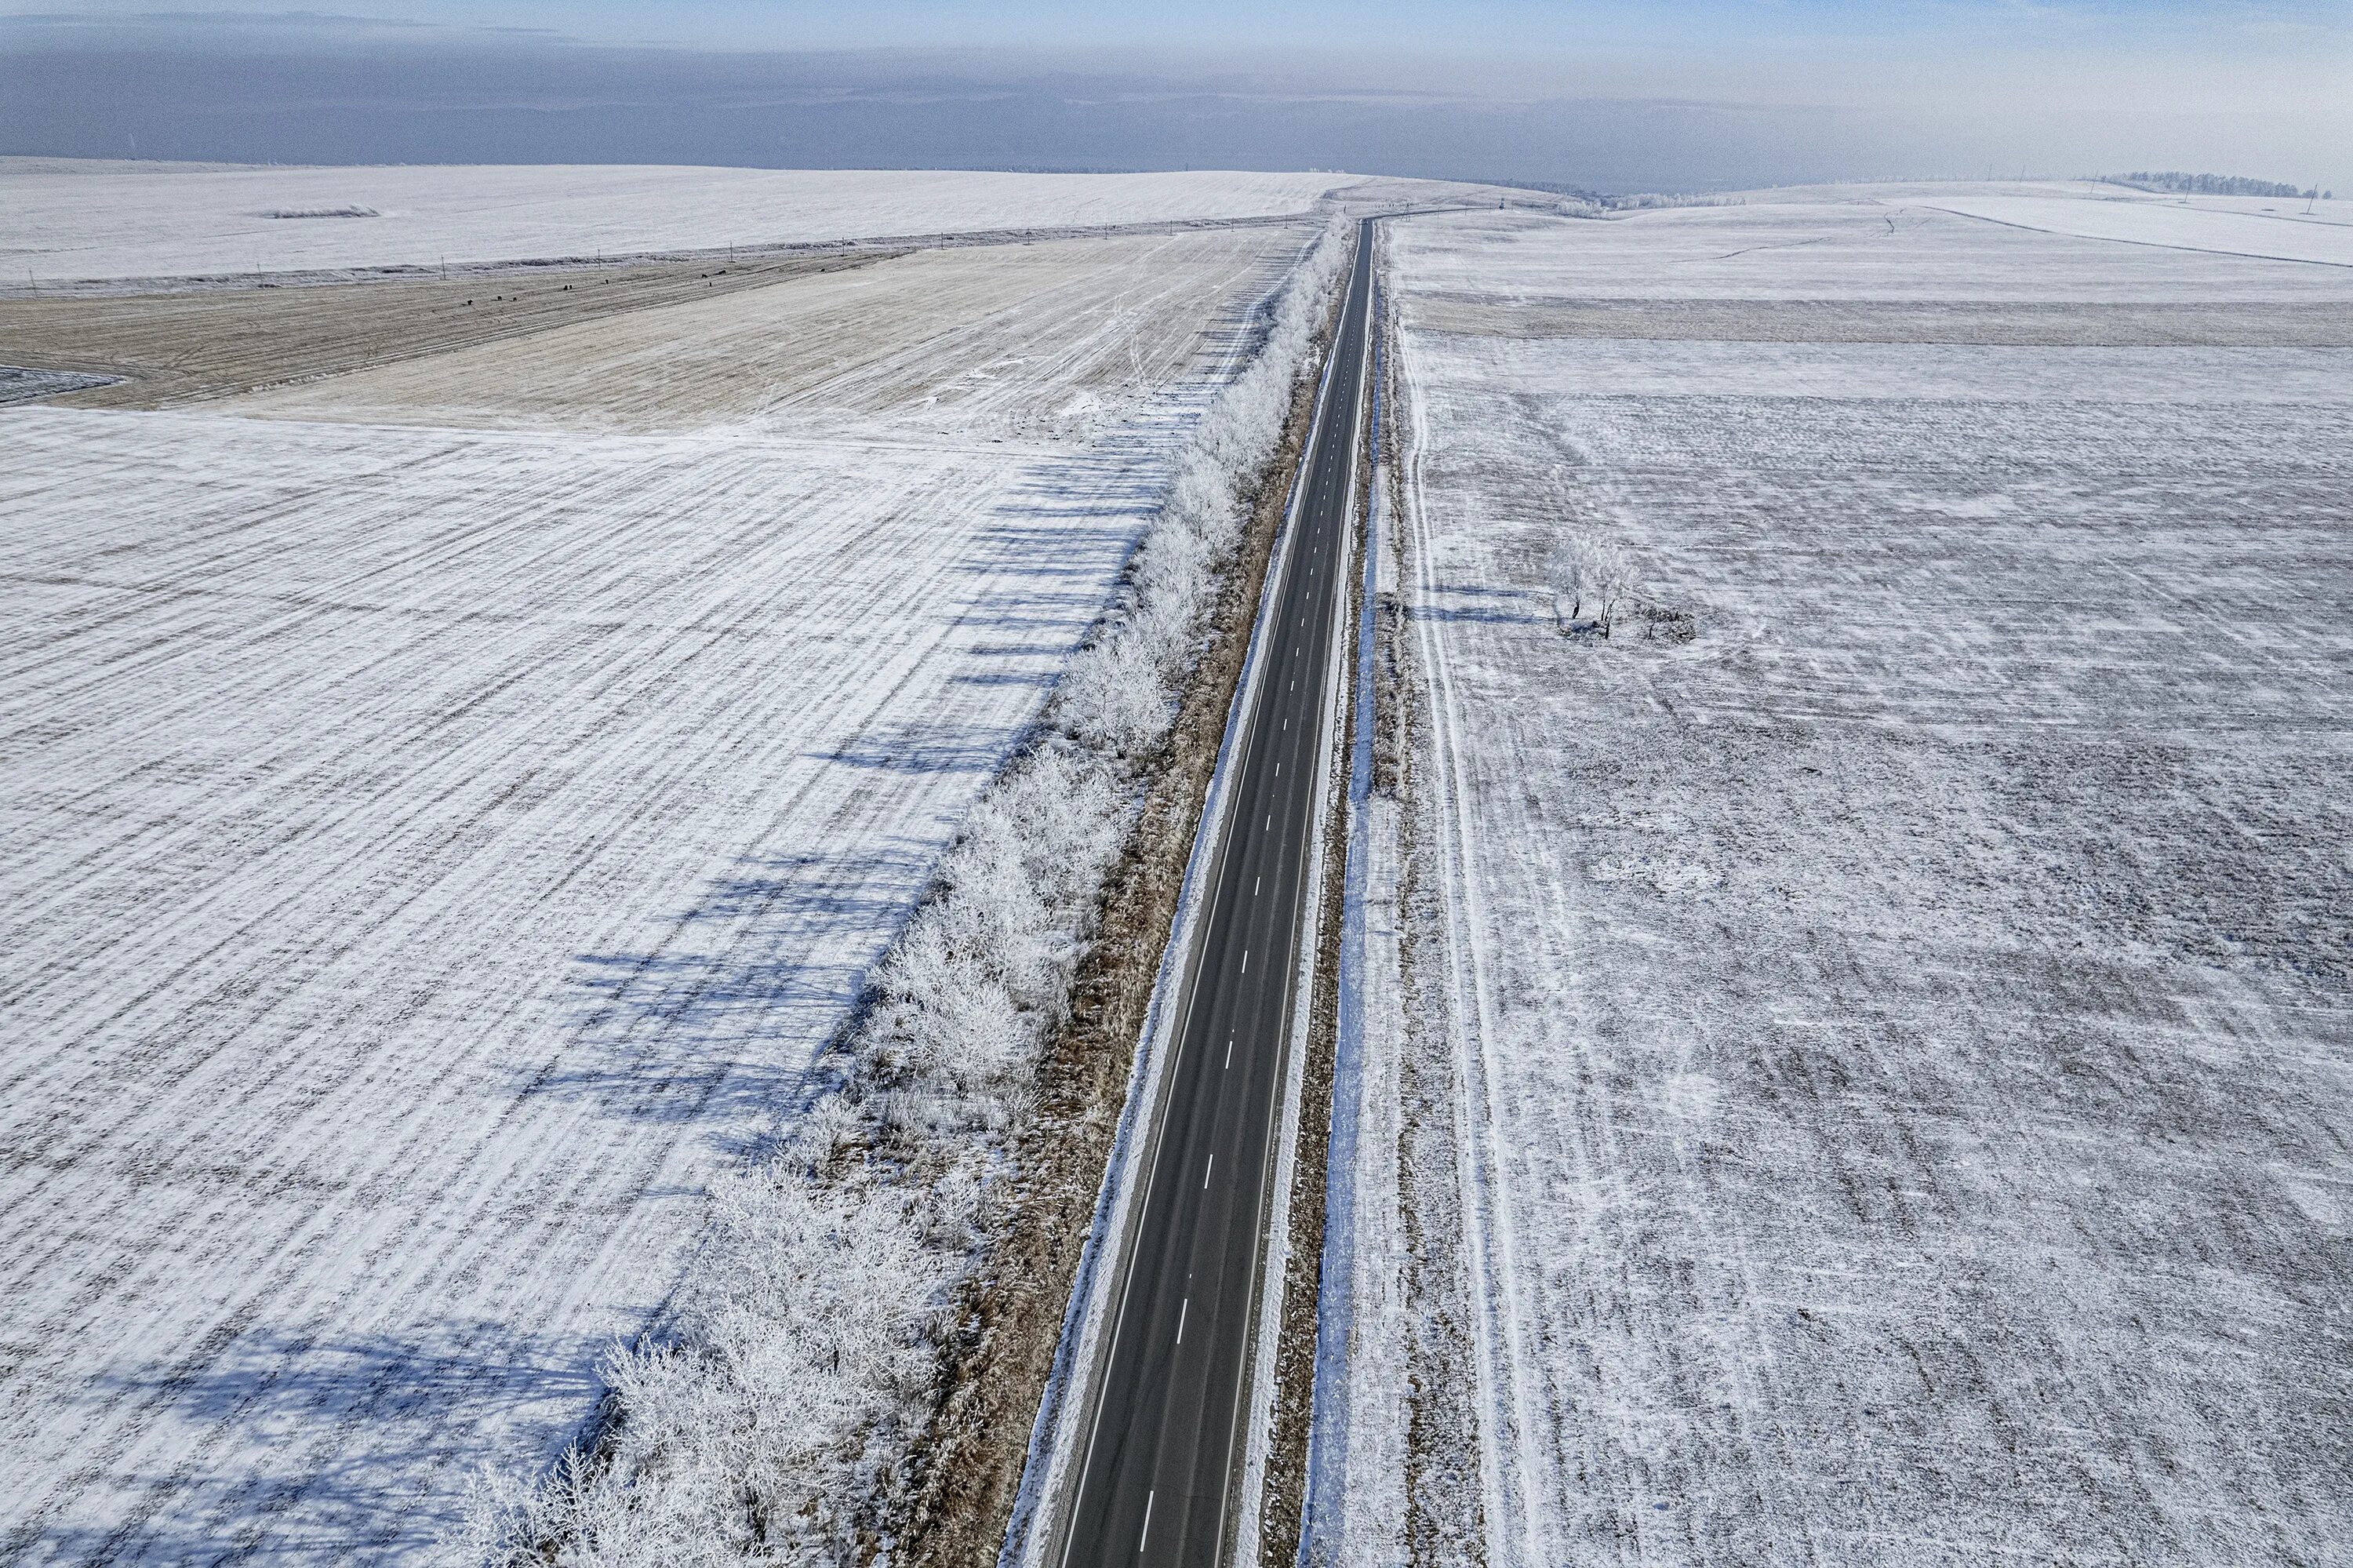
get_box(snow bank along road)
[1056,219,1373,1567]
[1323,190,2353,1563]
[0,216,1313,1563]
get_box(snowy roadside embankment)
[470,218,1347,1567]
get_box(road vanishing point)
[1058,216,1376,1566]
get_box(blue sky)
[14,0,2348,55]
[15,2,2348,126]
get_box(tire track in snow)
[1396,350,1555,1568]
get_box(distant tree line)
[2103,172,2331,200]
[1475,177,1746,216]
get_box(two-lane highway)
[1058,216,1377,1566]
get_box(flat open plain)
[0,159,1343,285]
[1318,191,2353,1565]
[0,181,1316,1564]
[224,231,1285,436]
[14,162,2349,1566]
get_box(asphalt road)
[1059,216,1376,1566]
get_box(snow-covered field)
[0,365,114,402]
[1321,191,2353,1563]
[0,216,1311,1563]
[16,162,2348,1563]
[1877,181,2353,267]
[226,230,1286,437]
[0,158,1344,283]
[1413,191,2353,305]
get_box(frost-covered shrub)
[1559,191,1744,219]
[1635,600,1697,644]
[462,216,1349,1568]
[1603,191,1743,212]
[1055,633,1169,756]
[465,1173,949,1566]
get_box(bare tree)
[1546,530,1595,631]
[1590,538,1640,638]
[1547,529,1641,637]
